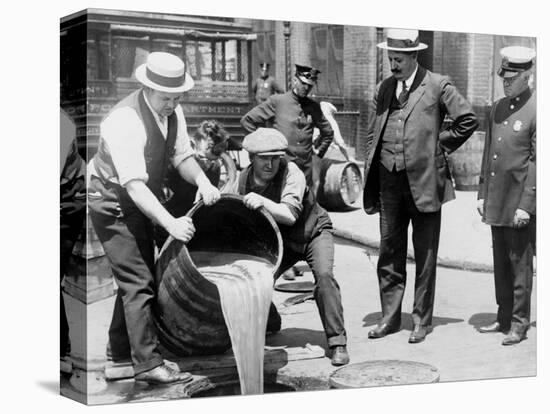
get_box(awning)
[110,24,257,41]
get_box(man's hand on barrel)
[198,183,221,206]
[166,216,196,243]
[243,192,266,210]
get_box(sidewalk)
[328,190,494,272]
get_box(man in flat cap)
[253,62,284,104]
[363,28,478,343]
[477,46,536,345]
[225,127,349,366]
[88,51,220,384]
[241,64,334,189]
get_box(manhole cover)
[275,281,315,293]
[329,360,439,388]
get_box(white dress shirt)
[96,92,195,187]
[395,64,418,99]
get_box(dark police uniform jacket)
[241,90,334,180]
[253,75,283,104]
[362,66,478,214]
[478,88,536,226]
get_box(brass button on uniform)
[490,172,495,177]
[510,104,515,110]
[493,154,498,160]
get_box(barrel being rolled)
[154,194,283,358]
[317,159,363,211]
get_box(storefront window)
[311,25,343,98]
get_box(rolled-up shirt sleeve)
[281,162,306,219]
[100,107,149,186]
[171,105,195,168]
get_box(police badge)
[513,120,523,132]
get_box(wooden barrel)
[449,131,485,191]
[317,159,363,211]
[154,194,283,358]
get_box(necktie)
[398,81,409,106]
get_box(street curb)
[332,227,493,274]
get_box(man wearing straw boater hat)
[477,46,536,345]
[253,62,284,104]
[88,52,220,384]
[226,128,349,366]
[362,29,478,343]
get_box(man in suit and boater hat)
[88,52,220,384]
[477,46,536,345]
[363,28,478,343]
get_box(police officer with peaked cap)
[241,64,334,189]
[253,62,284,104]
[477,46,536,345]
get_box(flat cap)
[242,128,288,156]
[498,46,536,78]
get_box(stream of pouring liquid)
[192,251,274,395]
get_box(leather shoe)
[330,346,350,366]
[478,321,507,333]
[368,323,399,339]
[282,266,304,280]
[502,328,526,346]
[134,364,193,385]
[408,325,429,344]
[266,302,282,335]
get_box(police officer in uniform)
[226,128,349,366]
[253,62,283,104]
[88,52,220,384]
[477,46,536,346]
[241,64,334,188]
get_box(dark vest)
[237,159,332,250]
[380,92,406,172]
[89,89,178,217]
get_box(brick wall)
[343,25,377,160]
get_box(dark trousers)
[60,207,85,357]
[491,223,534,331]
[377,164,441,328]
[90,210,164,374]
[276,230,347,347]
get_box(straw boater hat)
[135,51,194,93]
[377,28,428,51]
[497,46,536,78]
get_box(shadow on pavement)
[265,327,327,351]
[362,312,463,330]
[37,380,60,395]
[468,312,497,330]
